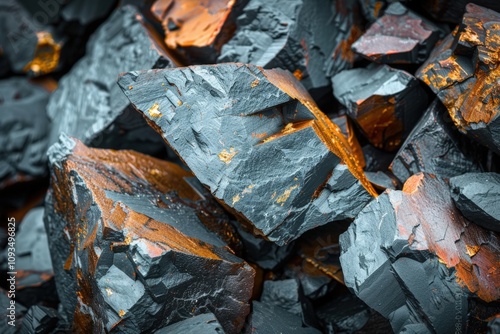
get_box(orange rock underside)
[23,31,61,75]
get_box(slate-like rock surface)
[218,0,364,95]
[316,294,371,334]
[46,5,173,153]
[340,173,500,333]
[20,305,59,334]
[390,100,483,184]
[119,63,375,245]
[352,3,443,64]
[450,172,500,232]
[417,4,500,154]
[1,288,27,334]
[154,313,223,334]
[44,135,254,333]
[332,64,428,151]
[417,0,500,23]
[0,77,50,190]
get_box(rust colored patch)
[148,102,162,117]
[23,31,61,75]
[218,147,237,164]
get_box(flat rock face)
[154,313,223,334]
[44,135,254,333]
[390,100,483,184]
[118,63,375,245]
[450,172,500,232]
[0,77,50,189]
[352,3,442,64]
[218,0,363,94]
[332,64,428,151]
[340,173,500,333]
[46,5,173,152]
[416,4,500,154]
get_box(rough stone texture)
[119,63,375,245]
[20,305,59,334]
[46,5,173,154]
[417,4,500,154]
[332,115,365,169]
[0,77,50,190]
[450,172,500,232]
[332,64,428,151]
[362,144,395,172]
[151,0,247,64]
[417,0,500,23]
[358,0,387,22]
[489,315,500,334]
[365,171,397,191]
[316,294,371,334]
[44,136,254,333]
[154,313,223,334]
[0,207,56,307]
[248,301,321,334]
[60,0,116,25]
[390,99,483,184]
[1,288,27,334]
[218,0,364,96]
[352,3,443,64]
[340,173,500,333]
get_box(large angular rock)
[118,63,375,245]
[47,5,173,154]
[218,0,364,95]
[0,77,50,190]
[390,100,483,184]
[352,3,443,64]
[416,4,500,154]
[340,173,500,333]
[332,64,428,151]
[450,172,500,232]
[44,135,254,333]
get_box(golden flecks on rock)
[276,185,299,206]
[148,102,162,117]
[118,310,126,317]
[250,79,260,87]
[232,194,240,205]
[23,31,61,75]
[218,147,237,164]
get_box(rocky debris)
[417,4,500,154]
[248,301,321,333]
[44,135,254,333]
[119,63,375,245]
[362,144,395,172]
[489,315,500,334]
[340,173,500,333]
[352,3,443,64]
[0,207,56,307]
[332,64,428,151]
[316,294,371,334]
[358,0,387,22]
[20,305,59,334]
[154,313,223,334]
[417,0,500,23]
[218,0,364,96]
[450,172,500,232]
[46,5,173,154]
[390,100,483,184]
[332,115,365,169]
[1,288,27,334]
[0,77,50,190]
[365,171,398,191]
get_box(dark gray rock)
[450,172,500,232]
[417,0,500,23]
[44,135,254,333]
[46,5,173,155]
[154,313,223,334]
[316,294,371,334]
[390,100,483,184]
[489,316,500,334]
[118,63,374,245]
[332,64,428,152]
[1,288,27,334]
[20,305,59,334]
[365,171,397,191]
[358,0,387,22]
[0,77,50,190]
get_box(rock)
[416,0,500,23]
[352,3,443,64]
[362,144,395,172]
[358,0,387,22]
[248,301,321,334]
[44,135,254,333]
[151,0,247,64]
[118,63,375,245]
[0,207,56,307]
[332,64,428,151]
[416,4,500,154]
[450,172,500,232]
[0,77,50,190]
[20,305,59,334]
[390,99,483,184]
[332,115,365,169]
[489,315,500,334]
[1,288,27,334]
[365,171,398,191]
[154,313,223,334]
[316,294,371,334]
[340,173,500,333]
[46,5,173,155]
[218,0,364,96]
[60,0,116,25]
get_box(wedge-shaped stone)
[118,63,375,245]
[44,135,254,334]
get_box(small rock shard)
[416,4,500,154]
[340,173,500,333]
[390,99,483,184]
[44,136,254,333]
[450,172,500,232]
[332,64,428,151]
[352,3,443,64]
[119,63,375,245]
[316,294,371,334]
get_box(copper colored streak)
[262,68,377,197]
[152,0,235,50]
[23,31,61,75]
[333,24,363,64]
